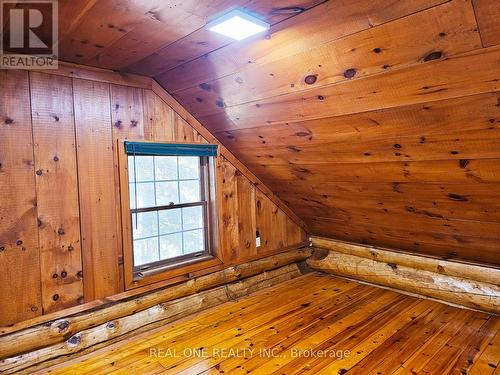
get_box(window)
[124,142,217,279]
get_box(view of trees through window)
[128,155,208,267]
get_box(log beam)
[308,238,499,314]
[0,248,310,360]
[311,237,500,285]
[0,263,305,374]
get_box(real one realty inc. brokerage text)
[149,347,351,359]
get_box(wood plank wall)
[0,70,306,327]
[157,0,500,267]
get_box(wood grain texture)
[219,157,258,263]
[311,237,500,285]
[212,88,500,265]
[473,0,500,47]
[255,189,291,253]
[126,0,325,77]
[308,239,500,313]
[257,159,500,184]
[1,264,304,374]
[142,88,175,141]
[157,0,447,93]
[5,0,500,325]
[109,84,145,293]
[32,61,152,89]
[43,274,500,375]
[30,72,84,314]
[216,92,500,147]
[0,250,310,366]
[151,80,309,231]
[217,46,500,128]
[58,0,157,65]
[53,0,324,74]
[171,0,481,119]
[1,68,307,326]
[0,70,42,326]
[73,78,122,301]
[274,182,500,223]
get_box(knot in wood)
[67,334,82,347]
[343,68,357,79]
[54,320,70,333]
[304,74,317,85]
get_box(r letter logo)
[1,0,58,69]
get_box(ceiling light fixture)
[207,9,270,41]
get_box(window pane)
[128,156,135,183]
[182,206,203,231]
[133,237,159,266]
[179,180,200,203]
[183,229,204,254]
[155,156,177,180]
[132,211,158,239]
[178,157,200,179]
[132,156,154,182]
[159,208,182,234]
[156,181,179,205]
[135,182,155,208]
[129,183,136,210]
[159,233,183,259]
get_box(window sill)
[126,255,223,290]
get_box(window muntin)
[128,154,211,273]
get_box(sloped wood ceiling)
[53,0,499,266]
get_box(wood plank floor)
[47,273,500,375]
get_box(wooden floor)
[48,273,500,375]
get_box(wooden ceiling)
[39,0,500,266]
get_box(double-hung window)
[124,142,217,279]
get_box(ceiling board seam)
[208,45,499,114]
[161,0,451,93]
[470,0,486,48]
[147,0,330,78]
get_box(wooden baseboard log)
[0,263,305,374]
[311,237,500,285]
[0,248,310,362]
[307,239,499,314]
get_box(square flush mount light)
[207,9,270,41]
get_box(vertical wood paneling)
[272,204,288,250]
[0,73,307,325]
[110,85,144,141]
[255,189,275,254]
[286,215,306,245]
[173,112,206,144]
[0,70,42,325]
[30,72,84,313]
[143,89,174,141]
[73,79,122,301]
[219,158,260,262]
[110,84,145,294]
[256,189,302,254]
[235,171,257,260]
[220,158,239,262]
